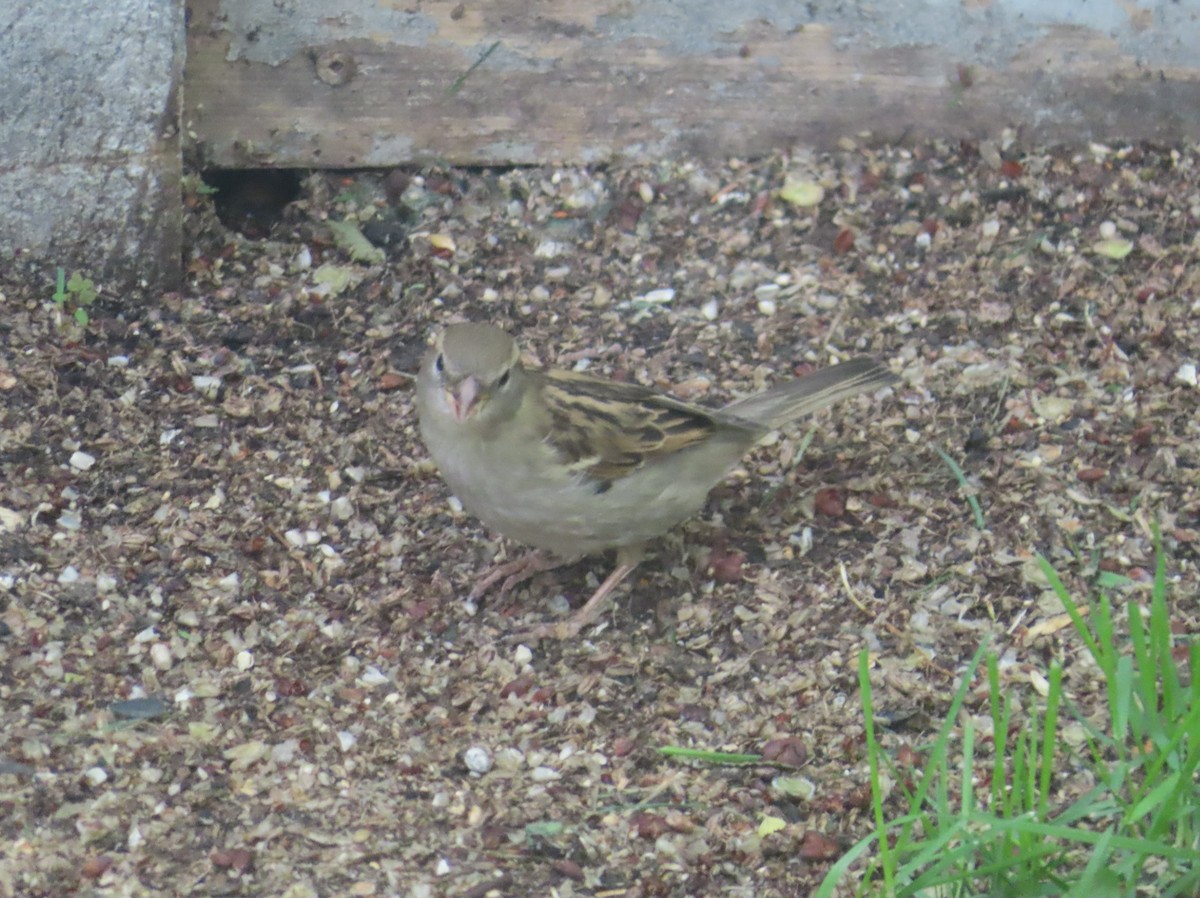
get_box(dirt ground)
[2,140,1198,897]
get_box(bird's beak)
[447,376,481,421]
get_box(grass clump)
[821,524,1199,897]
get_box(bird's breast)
[426,422,712,558]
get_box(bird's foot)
[468,550,564,602]
[508,558,640,642]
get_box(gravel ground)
[2,139,1198,897]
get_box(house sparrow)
[416,322,895,639]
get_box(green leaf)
[523,820,563,838]
[657,746,761,765]
[326,218,386,264]
[1092,238,1133,260]
[312,263,363,295]
[66,271,98,304]
[758,815,787,837]
[779,178,824,207]
[53,267,67,304]
[1096,570,1132,590]
[771,775,816,798]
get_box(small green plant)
[52,267,98,327]
[181,173,218,196]
[819,523,1199,897]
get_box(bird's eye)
[496,368,511,388]
[433,353,444,374]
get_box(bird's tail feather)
[722,357,896,428]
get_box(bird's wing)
[535,370,748,486]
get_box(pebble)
[533,240,566,259]
[330,496,354,521]
[84,767,108,786]
[641,288,675,304]
[69,451,95,471]
[464,746,492,774]
[150,643,173,670]
[360,666,389,687]
[192,375,222,399]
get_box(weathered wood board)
[186,0,1200,167]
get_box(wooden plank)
[185,0,1200,168]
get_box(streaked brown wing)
[536,370,727,485]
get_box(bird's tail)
[722,357,896,429]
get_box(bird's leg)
[520,545,645,640]
[468,550,564,601]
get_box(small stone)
[56,510,82,531]
[150,643,173,670]
[464,746,492,774]
[69,451,96,471]
[192,375,222,399]
[360,666,389,687]
[84,766,108,786]
[533,240,566,259]
[330,496,355,521]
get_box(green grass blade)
[933,444,986,529]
